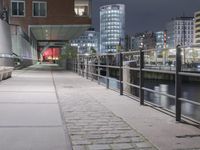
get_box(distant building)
[125,35,132,51]
[131,33,144,50]
[155,31,167,51]
[70,29,99,54]
[131,32,156,50]
[166,17,194,49]
[100,4,125,53]
[194,11,200,44]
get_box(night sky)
[92,0,200,35]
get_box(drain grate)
[176,134,200,138]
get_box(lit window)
[11,0,25,16]
[33,1,47,17]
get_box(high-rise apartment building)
[194,11,200,44]
[155,31,167,51]
[100,4,125,53]
[70,28,99,54]
[166,17,194,49]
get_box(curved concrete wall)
[0,19,13,66]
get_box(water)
[144,80,200,122]
[100,77,200,122]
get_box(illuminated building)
[131,32,156,50]
[155,31,167,51]
[100,4,125,53]
[166,17,194,49]
[70,28,99,54]
[194,11,200,44]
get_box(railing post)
[98,55,100,84]
[82,56,85,77]
[86,56,89,79]
[175,45,182,121]
[119,52,123,95]
[75,58,77,73]
[77,54,80,75]
[106,55,109,89]
[139,48,144,105]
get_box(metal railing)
[71,45,200,124]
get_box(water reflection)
[144,81,200,122]
[99,77,200,122]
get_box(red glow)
[43,48,60,60]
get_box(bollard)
[154,86,160,105]
[160,84,169,108]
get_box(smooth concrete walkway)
[1,64,200,150]
[0,64,71,150]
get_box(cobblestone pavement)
[53,72,157,150]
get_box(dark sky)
[92,0,200,35]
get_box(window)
[11,1,25,16]
[33,1,47,17]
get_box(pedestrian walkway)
[0,64,71,150]
[0,64,200,150]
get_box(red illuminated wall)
[43,48,60,60]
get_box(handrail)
[74,45,200,124]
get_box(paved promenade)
[0,64,200,150]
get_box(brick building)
[2,0,91,64]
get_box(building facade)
[166,17,194,49]
[131,32,156,50]
[70,29,99,54]
[0,3,13,66]
[155,31,167,51]
[2,0,91,65]
[100,4,125,53]
[194,11,200,44]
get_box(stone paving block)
[72,140,92,145]
[87,134,102,139]
[136,142,154,148]
[131,137,145,143]
[113,138,132,143]
[87,144,111,150]
[91,139,113,144]
[73,145,87,150]
[102,134,120,139]
[111,143,134,149]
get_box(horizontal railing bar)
[142,68,176,74]
[109,78,120,82]
[179,98,200,106]
[142,87,176,99]
[123,67,140,71]
[98,65,120,69]
[121,51,140,54]
[142,49,156,52]
[179,72,200,77]
[123,81,140,89]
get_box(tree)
[90,47,96,54]
[59,44,77,60]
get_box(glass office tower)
[100,4,125,53]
